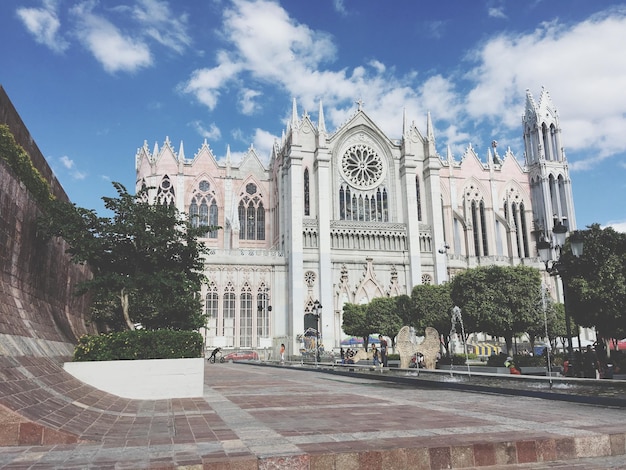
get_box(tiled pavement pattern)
[0,357,625,469]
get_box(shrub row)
[73,330,204,361]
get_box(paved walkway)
[0,358,625,469]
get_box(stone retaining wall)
[0,85,95,356]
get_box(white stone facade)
[135,88,576,357]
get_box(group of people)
[340,335,388,367]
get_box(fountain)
[450,306,471,376]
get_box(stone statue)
[396,326,440,369]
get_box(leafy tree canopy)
[366,297,403,344]
[342,303,369,339]
[450,265,542,354]
[38,182,212,331]
[411,283,454,338]
[562,224,626,340]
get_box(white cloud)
[125,0,192,54]
[239,89,262,115]
[333,0,347,16]
[251,128,277,163]
[190,121,222,140]
[70,1,152,74]
[180,1,626,173]
[18,0,190,74]
[16,0,69,53]
[58,155,87,180]
[181,0,445,139]
[464,7,626,169]
[605,221,626,233]
[487,7,507,19]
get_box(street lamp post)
[312,300,322,363]
[536,219,584,367]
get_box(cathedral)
[134,87,576,356]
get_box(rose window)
[340,144,384,189]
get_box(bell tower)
[523,87,577,237]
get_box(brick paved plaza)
[0,358,625,469]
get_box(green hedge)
[73,330,203,361]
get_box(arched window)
[156,175,175,205]
[416,176,422,221]
[238,183,265,240]
[338,185,388,222]
[223,284,235,346]
[304,168,310,216]
[205,283,218,339]
[257,286,270,342]
[519,202,529,257]
[189,179,218,238]
[471,201,480,255]
[480,201,489,256]
[240,285,252,347]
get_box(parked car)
[223,350,259,361]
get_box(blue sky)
[2,0,625,232]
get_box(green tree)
[342,303,369,346]
[38,182,212,331]
[394,294,414,327]
[561,224,626,341]
[366,297,403,348]
[411,283,454,353]
[450,265,542,355]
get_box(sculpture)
[396,326,440,369]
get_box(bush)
[438,354,468,365]
[73,330,203,361]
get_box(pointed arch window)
[480,201,489,256]
[139,179,149,203]
[238,183,265,240]
[257,286,270,340]
[304,168,310,216]
[223,284,235,345]
[240,285,252,347]
[190,179,218,238]
[156,175,176,205]
[471,201,481,255]
[416,176,422,221]
[338,185,388,222]
[205,283,218,340]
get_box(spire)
[291,97,298,128]
[153,141,159,157]
[178,141,185,161]
[524,88,537,119]
[318,100,326,133]
[446,145,454,163]
[402,108,407,138]
[426,111,434,142]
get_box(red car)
[223,350,259,361]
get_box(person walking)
[371,344,380,367]
[279,343,285,364]
[378,335,388,367]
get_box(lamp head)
[569,230,584,257]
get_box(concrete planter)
[64,358,204,399]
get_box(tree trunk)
[504,335,513,355]
[120,288,135,330]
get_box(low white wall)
[64,358,205,399]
